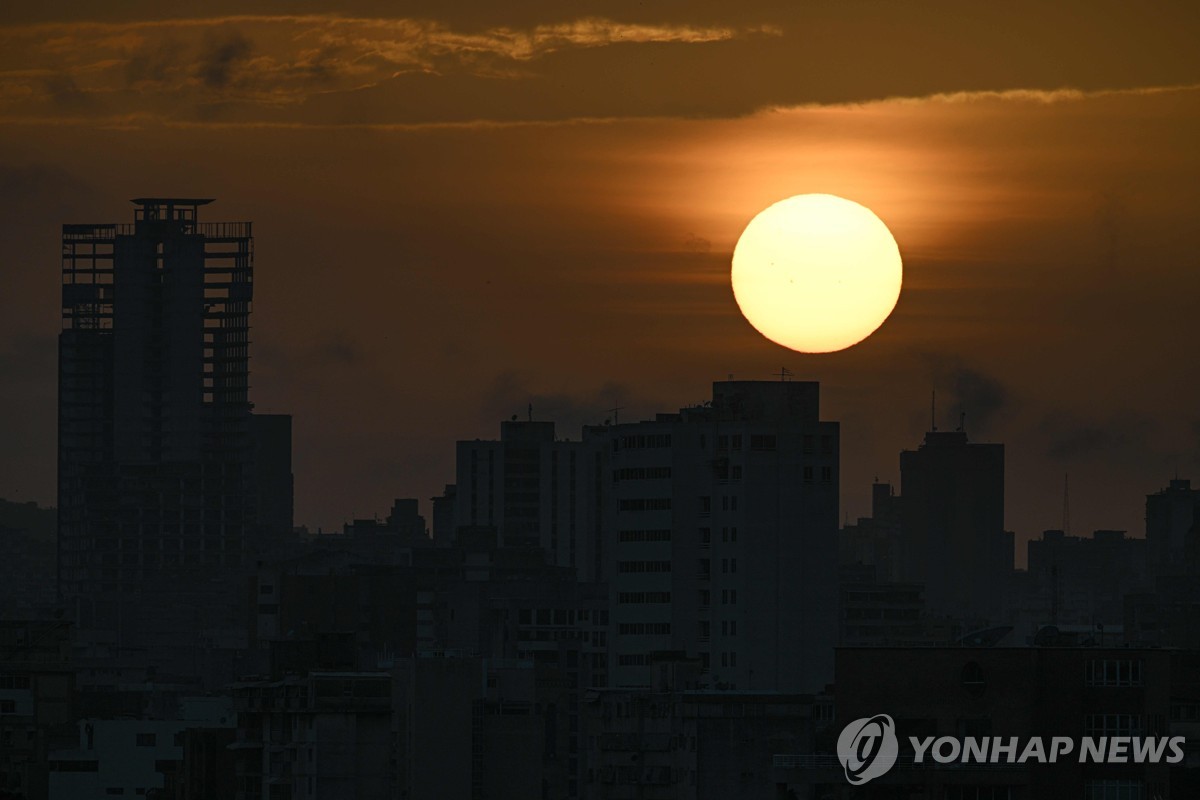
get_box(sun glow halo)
[731,194,903,353]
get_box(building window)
[618,498,671,511]
[803,466,814,483]
[617,560,671,573]
[750,434,776,451]
[135,733,156,747]
[1085,659,1143,687]
[618,592,671,604]
[1084,714,1144,737]
[961,662,986,697]
[1083,780,1144,800]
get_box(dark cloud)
[41,73,90,109]
[125,37,183,86]
[197,29,252,89]
[318,333,360,366]
[926,357,1009,434]
[1039,411,1158,463]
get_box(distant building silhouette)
[454,420,604,580]
[445,381,840,693]
[1146,478,1200,573]
[1024,528,1150,630]
[57,199,292,629]
[897,429,1012,622]
[840,480,903,581]
[597,380,839,692]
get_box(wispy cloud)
[0,15,774,113]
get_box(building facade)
[58,199,292,634]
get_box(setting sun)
[731,193,903,353]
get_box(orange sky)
[3,3,1200,558]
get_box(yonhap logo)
[837,714,899,785]
[832,712,1187,785]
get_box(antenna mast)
[1062,474,1070,535]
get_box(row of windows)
[618,529,671,542]
[619,498,672,512]
[619,561,671,573]
[1084,780,1145,800]
[614,467,671,481]
[1083,714,1145,737]
[518,608,606,626]
[699,496,739,513]
[618,592,671,604]
[617,434,672,450]
[713,463,743,481]
[802,466,834,483]
[1085,659,1143,687]
[618,623,671,635]
[709,433,833,453]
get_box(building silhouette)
[1146,478,1200,573]
[598,381,839,692]
[453,420,604,580]
[897,429,1011,622]
[57,198,292,631]
[448,381,840,693]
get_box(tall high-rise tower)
[58,199,290,626]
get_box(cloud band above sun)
[3,1,1200,127]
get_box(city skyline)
[4,4,1200,552]
[6,5,1200,798]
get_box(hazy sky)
[3,2,1200,558]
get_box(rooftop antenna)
[727,373,734,381]
[931,390,937,432]
[1063,474,1070,535]
[527,403,532,422]
[608,405,625,425]
[957,411,966,432]
[775,367,793,382]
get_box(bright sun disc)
[731,193,903,353]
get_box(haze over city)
[3,3,1200,549]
